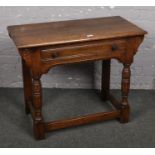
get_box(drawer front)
[40,40,126,63]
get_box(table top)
[7,16,147,49]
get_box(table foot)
[33,120,45,140]
[118,104,130,123]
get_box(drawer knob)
[51,52,59,59]
[111,44,118,51]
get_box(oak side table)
[7,16,147,140]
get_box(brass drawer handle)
[111,44,118,51]
[51,52,59,59]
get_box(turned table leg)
[101,60,111,101]
[32,78,45,140]
[22,59,32,114]
[120,63,131,123]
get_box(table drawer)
[40,40,126,63]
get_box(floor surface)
[0,88,155,148]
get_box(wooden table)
[7,16,147,140]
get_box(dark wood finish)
[45,110,120,131]
[22,59,32,114]
[7,16,146,49]
[7,16,147,140]
[101,60,111,101]
[120,63,131,123]
[40,39,127,73]
[32,79,45,139]
[31,50,45,139]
